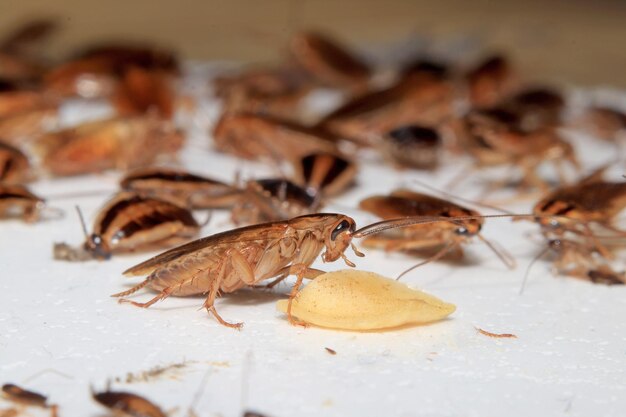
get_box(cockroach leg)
[110,278,153,298]
[202,254,244,329]
[476,233,516,269]
[286,263,324,326]
[119,286,174,309]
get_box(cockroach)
[400,58,450,82]
[318,75,455,147]
[580,106,626,141]
[475,328,517,338]
[112,213,364,328]
[466,54,518,108]
[499,87,565,131]
[35,116,184,177]
[53,192,200,261]
[230,178,319,225]
[325,347,337,355]
[0,19,56,82]
[92,388,166,417]
[0,86,54,118]
[212,113,338,162]
[291,151,356,196]
[288,31,371,92]
[1,383,57,416]
[0,105,58,146]
[0,141,30,183]
[359,189,515,277]
[381,125,441,169]
[0,183,45,222]
[120,167,237,209]
[113,65,175,119]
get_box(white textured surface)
[2,65,626,417]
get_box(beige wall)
[2,0,626,87]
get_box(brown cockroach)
[112,213,364,328]
[466,54,518,108]
[291,151,356,196]
[499,87,565,131]
[288,31,371,92]
[120,166,237,209]
[53,192,200,261]
[0,183,45,222]
[0,19,57,82]
[317,75,455,147]
[0,141,31,183]
[359,189,515,277]
[400,58,450,82]
[113,65,175,119]
[34,116,184,177]
[230,178,319,225]
[92,388,166,417]
[212,113,338,162]
[381,125,441,169]
[0,83,55,119]
[1,383,58,416]
[580,106,626,141]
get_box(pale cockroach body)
[466,54,518,108]
[212,113,338,162]
[54,192,200,261]
[0,141,31,183]
[381,125,441,169]
[113,213,361,328]
[120,167,236,209]
[318,75,455,147]
[92,389,166,417]
[0,183,44,222]
[35,116,184,177]
[288,31,371,92]
[581,106,626,141]
[1,383,57,417]
[230,178,319,225]
[292,151,356,196]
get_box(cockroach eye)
[331,220,351,241]
[455,227,469,236]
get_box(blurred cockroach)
[212,113,337,162]
[289,31,371,92]
[0,83,55,118]
[0,104,58,146]
[120,167,236,209]
[359,189,515,277]
[0,141,31,182]
[466,54,518,108]
[230,178,319,225]
[92,388,166,417]
[499,87,565,131]
[381,125,441,169]
[53,192,200,261]
[35,116,184,177]
[0,183,45,222]
[0,19,57,82]
[1,383,58,417]
[113,65,175,119]
[580,106,626,141]
[291,151,356,196]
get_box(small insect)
[288,31,371,92]
[291,151,356,196]
[0,141,31,183]
[325,347,337,355]
[92,388,166,417]
[475,327,517,338]
[54,192,200,261]
[381,125,441,169]
[359,189,515,276]
[34,116,184,177]
[212,113,338,162]
[1,383,57,417]
[113,213,363,328]
[120,166,236,209]
[0,183,45,222]
[466,54,518,108]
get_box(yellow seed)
[276,269,456,330]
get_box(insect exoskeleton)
[1,383,57,416]
[53,192,200,261]
[231,178,319,225]
[120,166,236,209]
[112,213,360,328]
[382,125,441,169]
[92,388,166,417]
[291,151,357,196]
[0,183,45,222]
[359,189,514,272]
[34,116,184,177]
[0,141,31,183]
[212,113,338,162]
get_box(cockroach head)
[84,234,111,260]
[322,215,356,263]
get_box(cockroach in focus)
[359,189,515,278]
[34,116,184,177]
[1,383,58,417]
[92,388,166,417]
[120,166,237,209]
[53,192,200,261]
[0,141,31,183]
[0,183,45,222]
[212,113,338,162]
[291,151,357,196]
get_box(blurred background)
[2,0,625,87]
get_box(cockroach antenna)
[519,245,551,295]
[396,241,456,281]
[75,205,89,240]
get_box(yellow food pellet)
[276,269,456,330]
